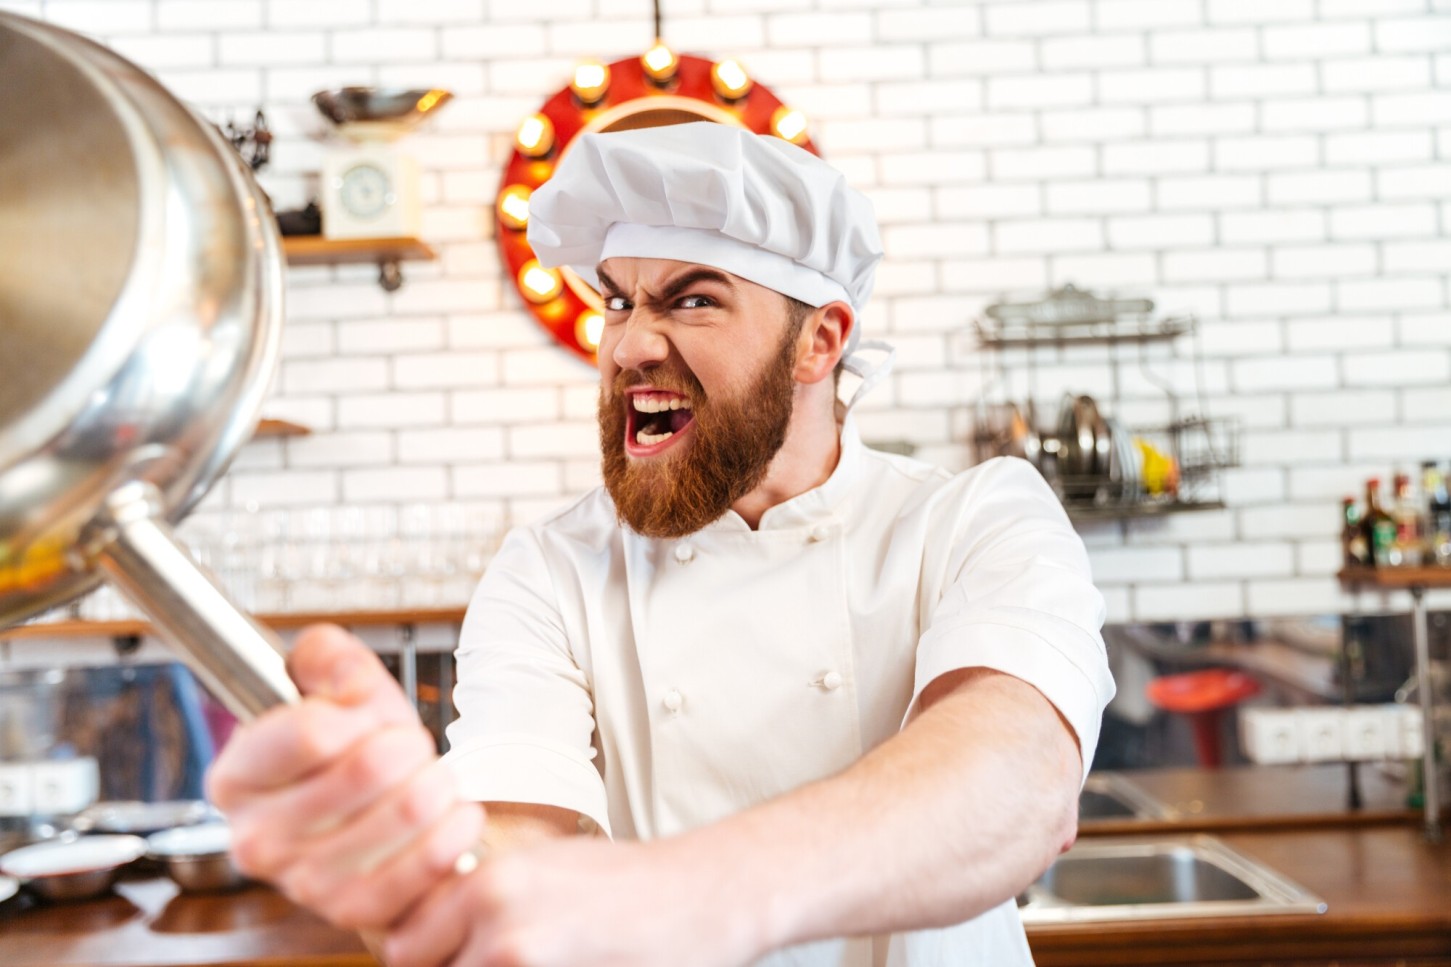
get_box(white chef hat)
[526,121,883,354]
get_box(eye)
[677,294,715,309]
[603,295,631,312]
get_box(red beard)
[599,326,799,539]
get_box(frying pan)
[0,12,298,719]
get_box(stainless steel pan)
[0,12,298,718]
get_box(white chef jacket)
[443,418,1114,967]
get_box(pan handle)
[95,481,300,721]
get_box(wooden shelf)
[1338,565,1451,590]
[281,235,436,267]
[281,235,436,291]
[253,418,311,439]
[1067,499,1226,523]
[0,607,468,641]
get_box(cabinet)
[970,284,1238,523]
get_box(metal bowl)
[312,87,452,127]
[0,834,146,902]
[72,800,218,836]
[146,822,247,893]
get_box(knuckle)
[228,824,274,877]
[292,704,341,765]
[326,885,388,932]
[397,769,449,830]
[345,734,400,791]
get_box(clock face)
[337,163,392,219]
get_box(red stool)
[1146,669,1260,768]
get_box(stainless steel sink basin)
[1079,772,1179,822]
[1018,836,1327,923]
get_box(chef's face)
[595,257,808,538]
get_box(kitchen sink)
[1017,836,1327,923]
[1079,772,1179,822]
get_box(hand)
[206,624,484,931]
[382,834,764,967]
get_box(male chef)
[208,121,1115,967]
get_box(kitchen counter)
[1081,762,1423,835]
[0,874,372,967]
[1027,824,1451,966]
[0,766,1444,967]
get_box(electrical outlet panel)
[0,762,34,816]
[1241,705,1423,765]
[0,758,100,817]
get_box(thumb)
[286,624,416,725]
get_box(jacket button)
[822,671,843,691]
[808,524,831,543]
[673,543,695,564]
[663,689,683,712]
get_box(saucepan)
[0,12,298,718]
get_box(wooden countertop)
[0,875,372,967]
[0,766,1443,967]
[1027,824,1451,965]
[1080,763,1422,835]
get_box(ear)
[793,301,853,385]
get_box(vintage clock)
[313,88,451,240]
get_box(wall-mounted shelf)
[1337,565,1451,590]
[971,284,1237,522]
[1337,565,1446,843]
[0,607,468,642]
[281,235,436,292]
[252,418,311,439]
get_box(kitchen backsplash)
[12,0,1450,622]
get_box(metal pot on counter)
[0,12,298,718]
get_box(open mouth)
[625,389,695,456]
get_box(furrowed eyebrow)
[593,266,736,306]
[656,268,736,306]
[596,267,623,297]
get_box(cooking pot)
[0,12,298,718]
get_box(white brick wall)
[31,0,1449,624]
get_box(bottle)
[1363,477,1397,568]
[1426,461,1451,566]
[1391,472,1422,567]
[1341,497,1367,568]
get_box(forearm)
[674,667,1082,954]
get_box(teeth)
[632,394,692,413]
[636,429,674,446]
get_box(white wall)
[11,0,1451,622]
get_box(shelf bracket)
[378,259,404,292]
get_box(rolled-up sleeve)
[911,458,1116,780]
[441,526,612,837]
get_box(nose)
[609,309,671,372]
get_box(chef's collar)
[703,415,865,534]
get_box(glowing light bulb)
[571,61,611,105]
[518,260,563,303]
[576,310,605,350]
[515,113,555,158]
[415,89,448,114]
[496,185,532,230]
[771,106,809,145]
[710,59,752,100]
[642,42,678,83]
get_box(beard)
[599,324,800,540]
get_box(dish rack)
[970,284,1239,522]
